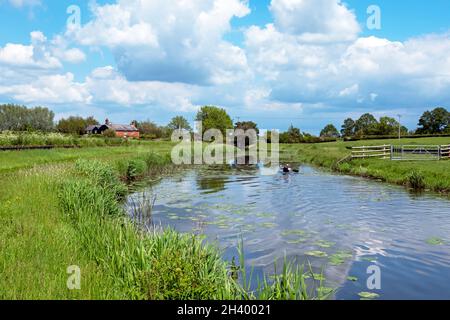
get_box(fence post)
[438,145,441,160]
[390,145,393,160]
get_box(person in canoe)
[281,164,300,173]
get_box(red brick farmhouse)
[86,119,140,139]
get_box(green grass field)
[279,137,450,194]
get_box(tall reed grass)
[0,131,133,147]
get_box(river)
[127,164,450,300]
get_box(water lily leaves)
[314,240,335,248]
[358,292,380,300]
[317,287,334,296]
[281,229,306,237]
[329,251,353,266]
[312,273,326,281]
[286,238,307,244]
[347,276,358,282]
[260,222,277,229]
[256,212,273,218]
[305,251,328,258]
[426,237,445,245]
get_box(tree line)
[0,104,193,140]
[1,104,449,142]
[320,107,449,140]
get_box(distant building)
[85,125,100,134]
[86,119,140,139]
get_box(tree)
[376,117,399,135]
[320,124,340,138]
[234,121,259,134]
[0,104,54,132]
[417,107,449,134]
[280,125,303,143]
[195,106,233,137]
[355,113,378,136]
[103,128,117,138]
[341,118,355,137]
[57,116,98,135]
[167,116,192,131]
[134,120,165,139]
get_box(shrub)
[144,230,233,299]
[103,129,117,138]
[406,171,426,190]
[75,159,127,199]
[127,159,147,181]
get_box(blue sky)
[0,0,449,133]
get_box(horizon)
[0,0,449,135]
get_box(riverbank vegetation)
[0,147,329,300]
[280,137,450,194]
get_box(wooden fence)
[351,145,391,159]
[351,144,450,161]
[441,144,450,159]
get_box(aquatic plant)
[358,292,380,300]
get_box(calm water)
[127,165,450,300]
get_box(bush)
[144,230,232,299]
[75,159,128,199]
[406,171,426,190]
[103,129,117,138]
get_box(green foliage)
[320,124,340,138]
[417,107,449,134]
[280,125,304,143]
[341,118,356,137]
[0,132,74,146]
[355,113,379,136]
[167,116,192,131]
[235,121,259,134]
[144,230,232,299]
[74,159,128,199]
[196,106,233,137]
[134,120,168,139]
[103,128,117,138]
[406,171,426,190]
[0,104,54,132]
[57,116,98,135]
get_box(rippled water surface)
[128,165,450,300]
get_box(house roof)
[104,124,139,132]
[86,125,100,131]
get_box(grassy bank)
[280,137,450,194]
[0,146,326,300]
[0,141,175,174]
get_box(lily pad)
[312,274,326,281]
[305,251,328,258]
[260,222,277,229]
[426,237,445,246]
[329,251,353,266]
[358,292,380,300]
[281,229,306,237]
[314,240,335,248]
[286,238,307,244]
